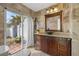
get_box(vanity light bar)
[46,8,58,14]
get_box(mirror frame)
[45,11,62,32]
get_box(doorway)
[4,10,34,55]
[5,10,23,54]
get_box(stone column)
[0,6,4,45]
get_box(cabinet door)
[58,38,71,56]
[35,35,48,53]
[48,37,58,56]
[41,36,48,53]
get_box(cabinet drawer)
[58,38,68,48]
[59,38,67,44]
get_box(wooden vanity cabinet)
[35,35,71,56]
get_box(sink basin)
[46,31,53,35]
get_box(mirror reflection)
[47,16,60,30]
[45,11,62,32]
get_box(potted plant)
[15,36,21,43]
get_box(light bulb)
[46,10,50,14]
[50,9,53,13]
[54,8,58,12]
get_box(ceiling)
[23,3,55,12]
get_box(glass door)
[5,10,23,54]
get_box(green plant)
[15,36,21,43]
[7,36,12,39]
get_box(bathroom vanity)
[35,32,72,56]
[34,11,72,56]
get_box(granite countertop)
[35,32,72,38]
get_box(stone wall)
[0,3,35,17]
[71,4,79,56]
[0,6,4,45]
[35,3,71,33]
[0,3,35,45]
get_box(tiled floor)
[9,43,22,54]
[9,46,49,56]
[10,48,31,56]
[28,47,49,56]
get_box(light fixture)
[46,7,58,14]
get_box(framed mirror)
[45,11,62,32]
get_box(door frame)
[4,9,24,49]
